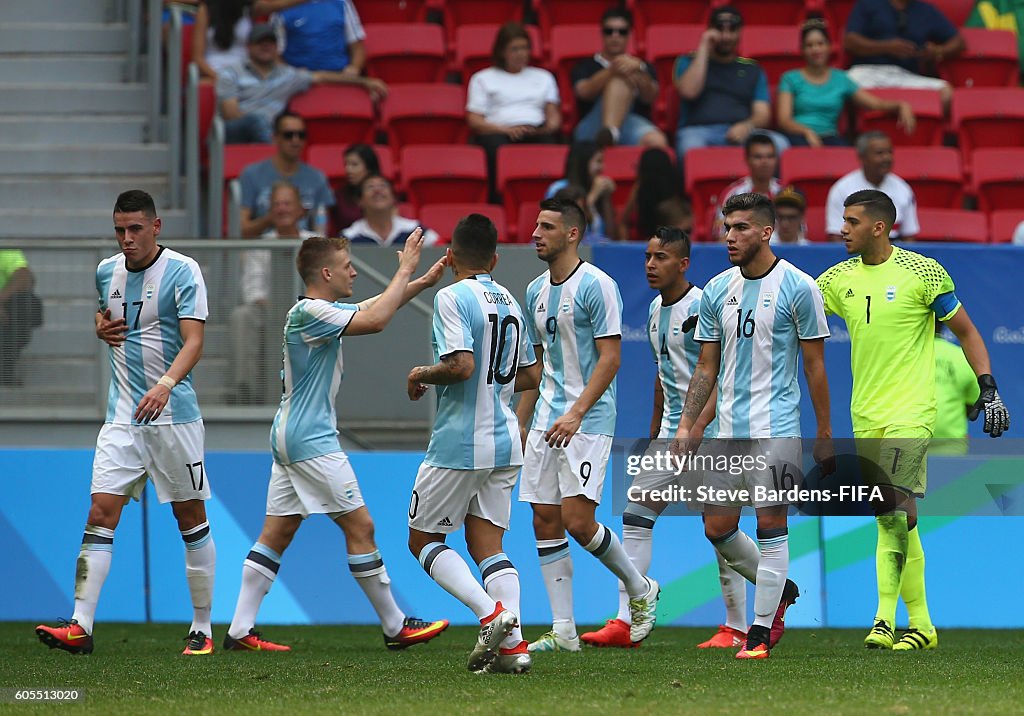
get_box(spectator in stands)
[239,111,334,237]
[619,148,689,242]
[192,0,252,81]
[778,18,916,147]
[231,181,316,404]
[825,130,919,240]
[333,144,380,232]
[552,186,612,244]
[467,22,562,202]
[0,250,42,387]
[342,175,439,246]
[843,0,964,108]
[674,6,788,156]
[712,134,782,239]
[772,186,810,244]
[264,0,387,100]
[545,142,617,242]
[571,6,667,148]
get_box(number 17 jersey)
[696,258,828,439]
[425,274,536,471]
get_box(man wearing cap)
[674,6,788,156]
[216,23,384,144]
[773,187,810,244]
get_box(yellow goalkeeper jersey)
[817,246,960,433]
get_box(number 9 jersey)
[695,258,828,439]
[425,273,537,471]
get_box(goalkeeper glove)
[968,374,1009,438]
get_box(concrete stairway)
[0,0,188,238]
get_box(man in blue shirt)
[844,0,964,107]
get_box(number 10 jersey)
[695,258,828,439]
[425,274,536,471]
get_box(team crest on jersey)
[145,283,156,300]
[672,323,681,336]
[886,285,897,301]
[561,301,571,313]
[761,292,774,308]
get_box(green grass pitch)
[3,623,1023,715]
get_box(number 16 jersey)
[425,274,536,471]
[695,258,828,439]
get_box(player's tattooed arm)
[407,351,475,400]
[672,341,720,457]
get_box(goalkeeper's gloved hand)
[967,374,1009,438]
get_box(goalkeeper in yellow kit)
[817,190,1010,651]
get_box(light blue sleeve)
[174,264,199,319]
[524,280,541,346]
[434,288,473,357]
[695,283,721,343]
[583,274,623,338]
[790,277,830,340]
[518,304,537,367]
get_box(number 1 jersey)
[96,247,208,426]
[425,274,536,471]
[696,258,828,439]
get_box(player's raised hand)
[419,255,448,288]
[545,411,582,448]
[396,227,425,273]
[95,308,128,347]
[407,367,429,401]
[134,382,171,424]
[969,374,1010,437]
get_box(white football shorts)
[519,429,612,505]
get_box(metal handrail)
[208,116,226,238]
[185,63,201,237]
[167,6,184,208]
[146,0,162,143]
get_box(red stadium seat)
[364,23,446,83]
[401,145,489,210]
[455,24,543,79]
[952,88,1024,172]
[517,202,540,243]
[534,0,611,50]
[989,210,1024,244]
[930,0,976,27]
[803,205,828,243]
[684,147,746,241]
[288,86,376,146]
[856,88,945,146]
[731,0,807,27]
[602,145,676,210]
[355,0,428,23]
[418,203,508,244]
[550,24,639,126]
[914,208,988,243]
[645,25,704,128]
[940,28,1020,88]
[631,0,710,37]
[780,147,859,207]
[224,143,276,181]
[381,83,467,154]
[739,26,803,87]
[892,147,963,208]
[496,144,570,236]
[443,0,525,48]
[306,144,396,195]
[971,148,1024,213]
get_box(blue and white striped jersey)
[96,247,207,425]
[270,298,358,465]
[648,286,703,439]
[695,258,829,439]
[525,261,622,437]
[425,274,536,470]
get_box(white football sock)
[710,527,760,584]
[717,550,748,633]
[537,538,575,638]
[584,523,647,597]
[418,543,494,619]
[181,521,216,638]
[349,550,405,638]
[228,542,279,640]
[478,553,523,647]
[616,505,657,623]
[752,528,789,629]
[71,525,114,635]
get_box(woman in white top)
[466,21,562,200]
[192,0,253,81]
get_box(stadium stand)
[684,146,747,241]
[915,208,988,243]
[363,22,447,83]
[989,210,1024,244]
[288,85,376,146]
[892,146,963,208]
[400,144,489,210]
[455,23,544,78]
[971,148,1024,214]
[496,144,570,236]
[381,83,468,154]
[780,147,860,208]
[856,88,945,147]
[941,28,1020,88]
[419,203,508,244]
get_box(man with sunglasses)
[238,111,334,238]
[571,7,667,149]
[675,7,787,156]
